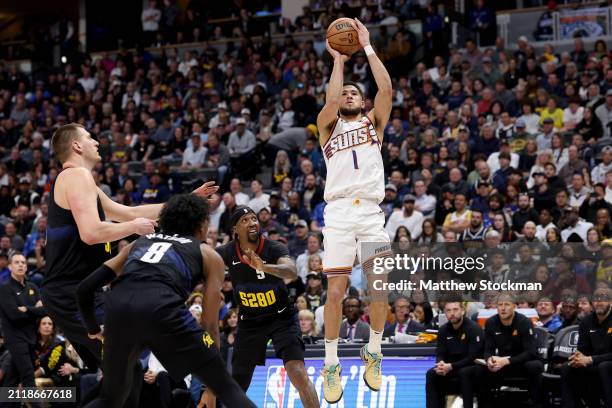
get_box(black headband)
[230,205,256,228]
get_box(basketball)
[326,18,361,56]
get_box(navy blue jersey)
[216,238,291,320]
[119,233,203,299]
[44,185,112,284]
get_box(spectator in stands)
[3,222,24,251]
[273,150,291,187]
[442,193,472,234]
[536,296,562,332]
[383,296,425,336]
[288,220,309,259]
[512,194,539,233]
[247,179,269,214]
[475,293,544,408]
[0,254,9,283]
[385,195,424,241]
[560,286,612,408]
[228,118,256,177]
[181,134,207,169]
[304,271,325,313]
[141,0,161,44]
[299,309,319,338]
[295,234,323,283]
[594,89,612,138]
[140,170,170,204]
[413,302,435,329]
[561,206,593,242]
[34,316,67,383]
[577,106,604,144]
[340,297,370,342]
[203,133,230,186]
[295,295,311,312]
[229,178,249,206]
[592,146,612,185]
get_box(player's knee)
[285,361,310,389]
[326,283,345,304]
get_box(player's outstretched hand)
[353,18,371,47]
[192,181,219,198]
[243,248,265,271]
[326,40,350,63]
[132,218,157,235]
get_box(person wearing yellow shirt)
[442,193,472,234]
[539,97,564,129]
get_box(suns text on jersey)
[324,125,376,159]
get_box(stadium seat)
[127,161,144,173]
[490,327,551,405]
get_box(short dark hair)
[159,194,210,236]
[9,251,25,263]
[51,123,85,164]
[343,81,364,98]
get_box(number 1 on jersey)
[352,150,359,169]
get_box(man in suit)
[383,296,426,337]
[340,297,371,342]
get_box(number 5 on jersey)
[141,242,172,263]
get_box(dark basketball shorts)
[232,309,305,373]
[103,280,220,381]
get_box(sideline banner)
[246,356,435,407]
[556,7,611,40]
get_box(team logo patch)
[512,329,518,336]
[460,333,466,341]
[202,333,214,348]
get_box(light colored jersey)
[322,115,384,203]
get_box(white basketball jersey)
[322,116,385,203]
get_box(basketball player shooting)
[318,19,393,403]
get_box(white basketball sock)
[324,338,340,366]
[368,329,383,354]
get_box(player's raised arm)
[63,168,157,244]
[98,181,219,222]
[317,41,349,145]
[353,18,393,132]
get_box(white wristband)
[364,45,375,56]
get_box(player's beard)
[247,231,260,243]
[339,106,362,117]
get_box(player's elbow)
[287,267,298,281]
[80,231,101,246]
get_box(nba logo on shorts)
[264,365,288,408]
